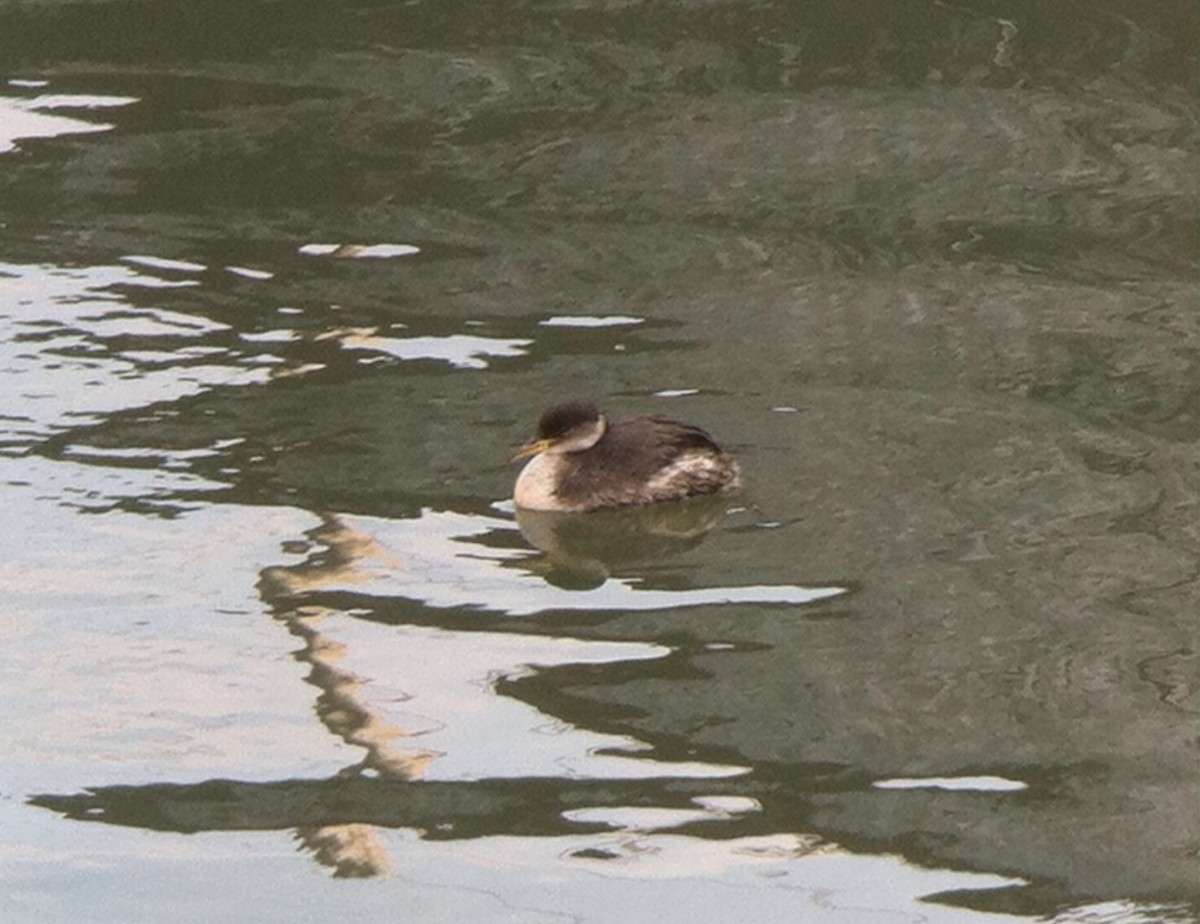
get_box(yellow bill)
[511,438,554,462]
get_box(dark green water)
[1,3,1196,922]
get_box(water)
[1,3,1196,922]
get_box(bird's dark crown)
[537,400,603,440]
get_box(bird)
[512,400,741,512]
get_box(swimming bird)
[512,400,741,512]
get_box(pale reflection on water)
[260,516,754,781]
[0,260,269,441]
[0,89,137,153]
[263,507,845,616]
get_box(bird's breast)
[514,453,571,511]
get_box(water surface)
[1,3,1196,922]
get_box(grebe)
[512,400,741,512]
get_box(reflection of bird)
[512,400,741,512]
[515,495,732,588]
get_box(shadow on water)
[2,1,1197,922]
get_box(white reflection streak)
[120,254,208,274]
[0,92,137,154]
[298,243,420,258]
[329,330,532,369]
[310,509,845,616]
[873,775,1028,792]
[539,315,645,328]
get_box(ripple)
[0,261,272,442]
